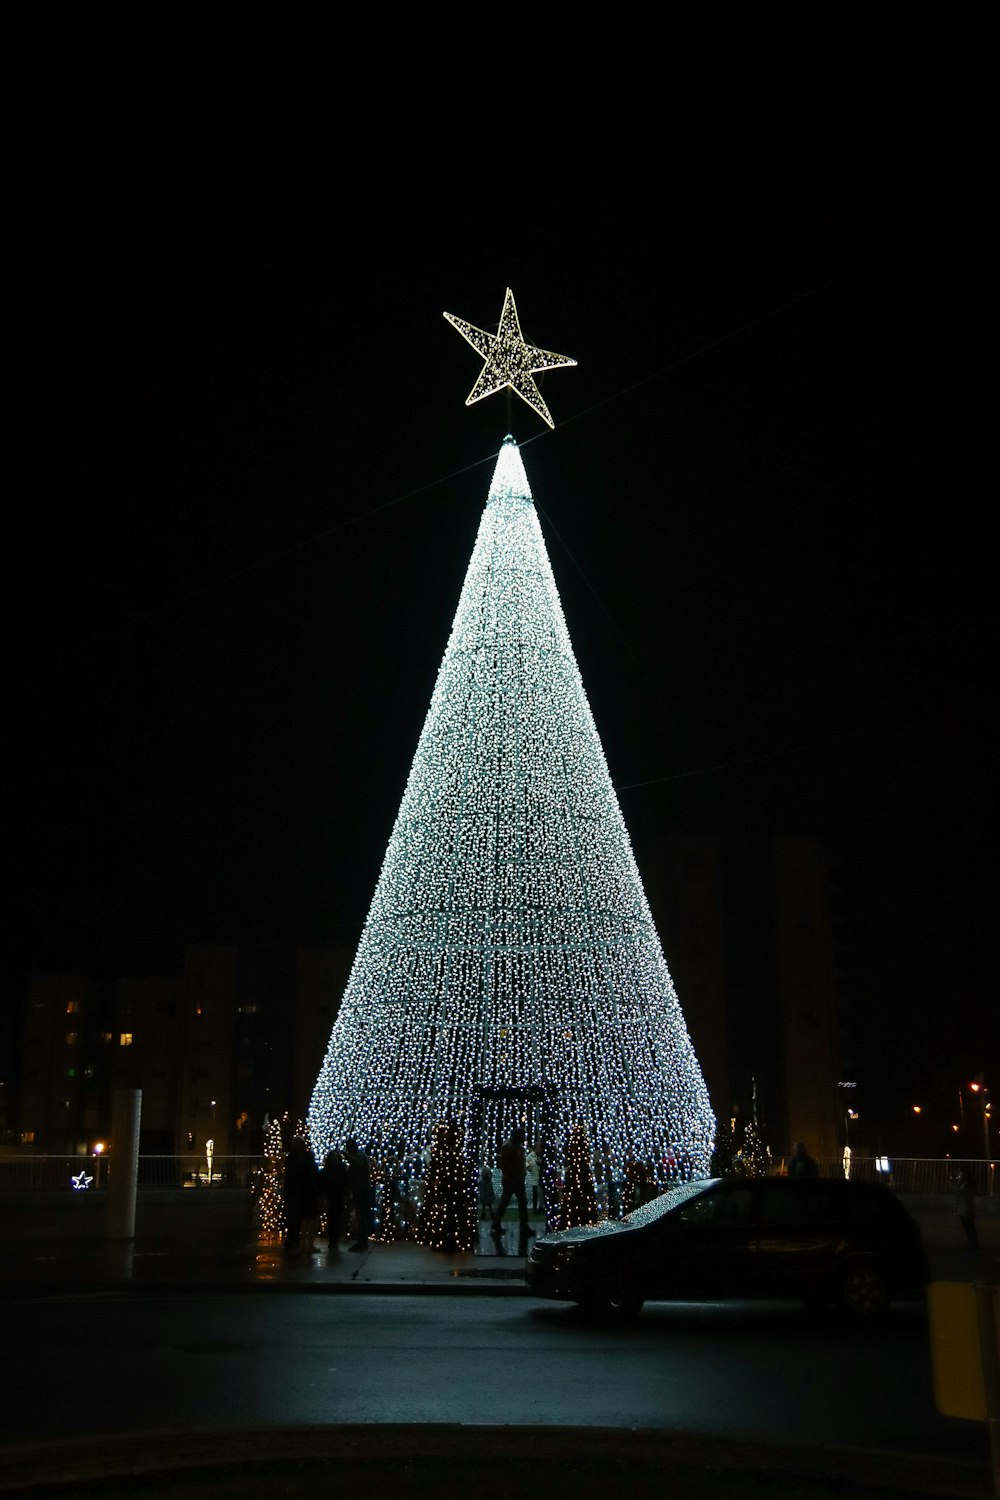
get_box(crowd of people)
[271,1127,706,1253]
[280,1137,375,1253]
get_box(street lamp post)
[969,1080,992,1164]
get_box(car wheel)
[605,1289,644,1324]
[839,1258,889,1317]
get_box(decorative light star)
[444,288,576,429]
[71,1171,93,1190]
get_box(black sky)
[7,18,994,1127]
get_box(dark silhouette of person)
[492,1127,531,1254]
[478,1165,495,1221]
[320,1147,349,1251]
[951,1164,978,1247]
[788,1141,819,1178]
[282,1137,318,1252]
[526,1145,540,1211]
[345,1138,372,1251]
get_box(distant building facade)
[14,836,845,1163]
[642,833,845,1161]
[14,944,353,1156]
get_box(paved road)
[0,1291,988,1469]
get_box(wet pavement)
[0,1201,996,1299]
[0,1215,542,1297]
[0,1205,998,1498]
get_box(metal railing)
[0,1152,995,1196]
[0,1154,265,1192]
[812,1155,996,1195]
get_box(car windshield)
[619,1178,716,1228]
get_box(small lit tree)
[710,1117,737,1176]
[736,1118,769,1178]
[416,1120,476,1252]
[557,1122,599,1230]
[258,1116,285,1239]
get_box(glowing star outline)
[444,288,576,429]
[71,1171,93,1190]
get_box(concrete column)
[106,1088,142,1241]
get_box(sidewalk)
[0,1205,996,1299]
[0,1217,536,1298]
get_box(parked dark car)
[525,1176,929,1320]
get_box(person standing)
[345,1138,372,1251]
[951,1163,978,1247]
[788,1141,819,1178]
[282,1137,318,1253]
[320,1147,348,1251]
[525,1144,540,1212]
[478,1164,495,1221]
[492,1127,530,1254]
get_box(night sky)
[8,19,993,1131]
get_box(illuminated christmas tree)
[308,433,714,1186]
[736,1118,769,1178]
[735,1080,770,1178]
[710,1115,737,1176]
[416,1119,476,1252]
[258,1116,285,1239]
[557,1122,599,1230]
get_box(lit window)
[20,1131,35,1144]
[67,1068,76,1078]
[65,1032,78,1046]
[66,1001,80,1014]
[119,1033,133,1047]
[102,1032,114,1044]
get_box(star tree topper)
[444,288,576,429]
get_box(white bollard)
[106,1089,142,1241]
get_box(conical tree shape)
[557,1122,600,1230]
[258,1117,285,1239]
[309,438,714,1184]
[416,1119,476,1252]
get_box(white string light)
[309,437,714,1187]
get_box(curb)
[0,1423,991,1499]
[0,1276,530,1301]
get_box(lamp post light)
[842,1110,859,1179]
[969,1080,991,1161]
[92,1141,105,1189]
[837,1082,858,1159]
